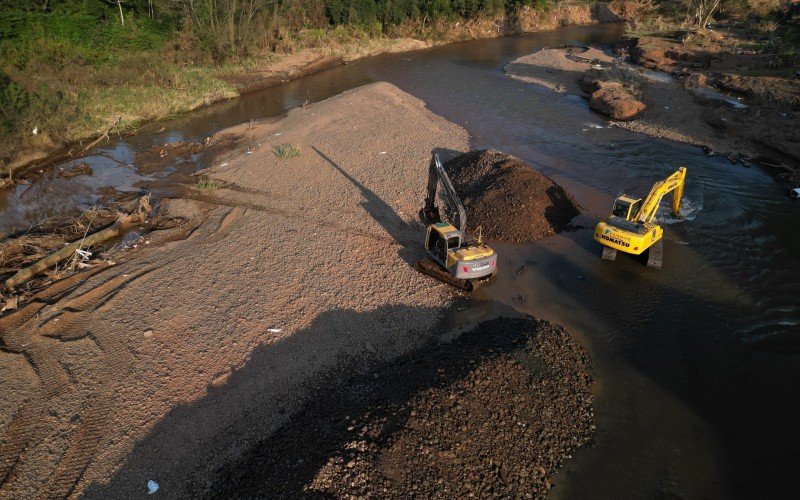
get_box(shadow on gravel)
[83,307,592,499]
[201,314,591,499]
[313,146,419,265]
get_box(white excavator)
[415,154,497,291]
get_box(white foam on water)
[657,195,703,224]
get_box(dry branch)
[4,216,129,290]
[81,117,123,153]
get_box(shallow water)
[2,23,798,498]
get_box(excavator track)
[414,258,475,292]
[602,246,618,261]
[646,239,664,269]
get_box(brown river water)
[2,24,798,499]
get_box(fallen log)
[80,117,122,154]
[4,217,127,291]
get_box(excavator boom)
[635,167,686,224]
[422,154,467,231]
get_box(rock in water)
[588,81,647,120]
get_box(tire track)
[41,394,114,499]
[0,266,157,496]
[1,204,242,497]
[0,340,77,490]
[0,396,49,486]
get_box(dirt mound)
[203,316,593,498]
[444,150,581,242]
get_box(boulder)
[588,82,646,120]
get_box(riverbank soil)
[506,31,800,184]
[445,150,582,242]
[0,83,592,498]
[628,28,800,180]
[205,316,593,498]
[0,1,639,181]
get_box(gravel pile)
[204,316,594,499]
[444,150,581,242]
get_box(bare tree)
[116,0,125,26]
[687,0,723,29]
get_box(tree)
[687,0,723,29]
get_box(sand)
[0,82,593,498]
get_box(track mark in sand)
[214,205,245,237]
[29,266,110,303]
[0,266,156,497]
[209,198,398,245]
[25,341,72,395]
[42,394,114,499]
[0,341,79,489]
[37,268,157,340]
[0,396,49,487]
[0,267,113,351]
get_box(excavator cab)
[425,222,462,266]
[611,196,642,221]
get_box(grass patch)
[195,178,219,191]
[274,144,301,159]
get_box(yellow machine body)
[594,167,686,256]
[594,219,662,255]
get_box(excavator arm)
[422,154,467,231]
[635,166,687,224]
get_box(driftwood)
[81,117,122,153]
[4,216,128,291]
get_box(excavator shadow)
[312,147,419,266]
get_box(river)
[2,23,798,499]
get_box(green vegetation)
[274,143,302,158]
[0,0,567,173]
[1,1,795,174]
[195,178,219,191]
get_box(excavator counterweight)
[594,167,687,268]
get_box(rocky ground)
[445,150,582,242]
[505,32,800,184]
[203,316,593,499]
[0,82,592,498]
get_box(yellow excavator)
[594,167,687,268]
[415,154,497,291]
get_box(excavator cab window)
[612,199,631,218]
[612,198,642,221]
[446,235,461,251]
[427,228,447,263]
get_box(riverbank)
[505,28,800,184]
[0,82,593,498]
[0,1,636,180]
